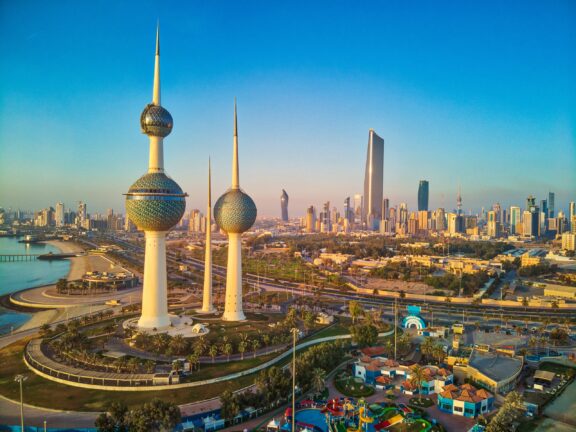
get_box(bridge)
[0,254,41,262]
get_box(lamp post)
[14,374,27,432]
[290,327,298,432]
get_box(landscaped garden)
[333,373,375,397]
[409,396,435,408]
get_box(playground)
[278,398,432,432]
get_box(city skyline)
[1,1,575,216]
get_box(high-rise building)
[363,129,384,229]
[343,197,353,224]
[199,159,216,314]
[487,210,499,237]
[353,193,363,225]
[77,201,87,227]
[418,210,429,235]
[280,189,289,221]
[523,209,539,238]
[435,208,446,231]
[526,195,536,211]
[124,27,187,330]
[306,206,316,233]
[510,206,521,235]
[55,202,65,227]
[561,233,575,251]
[382,198,389,221]
[492,203,502,223]
[569,201,575,230]
[418,180,429,211]
[214,100,257,322]
[548,192,555,218]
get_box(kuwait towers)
[125,27,187,330]
[198,159,216,313]
[214,101,257,321]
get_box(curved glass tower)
[281,189,289,221]
[125,27,187,330]
[214,101,257,321]
[418,180,429,212]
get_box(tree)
[168,334,187,355]
[209,345,218,363]
[486,391,525,432]
[221,342,233,361]
[251,339,261,358]
[40,323,51,337]
[220,390,240,421]
[238,341,247,360]
[349,300,363,324]
[311,368,326,394]
[349,323,378,347]
[420,337,436,361]
[126,399,181,432]
[95,402,128,432]
[410,365,426,400]
[187,353,199,372]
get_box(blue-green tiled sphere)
[125,172,186,231]
[214,188,257,234]
[140,104,173,137]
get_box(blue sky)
[1,0,574,217]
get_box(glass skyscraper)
[418,180,429,211]
[363,129,384,229]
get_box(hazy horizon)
[1,1,574,217]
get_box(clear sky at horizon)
[1,0,575,218]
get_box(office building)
[509,206,521,235]
[306,206,316,233]
[55,202,65,227]
[418,180,429,211]
[280,189,289,221]
[548,192,555,218]
[363,129,384,229]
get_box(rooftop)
[469,350,523,382]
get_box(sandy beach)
[43,240,88,282]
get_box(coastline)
[0,240,90,332]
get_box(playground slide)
[346,407,374,432]
[374,414,403,431]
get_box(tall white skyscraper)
[55,202,65,227]
[363,129,384,229]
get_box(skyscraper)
[214,100,257,322]
[417,180,429,211]
[199,159,216,314]
[280,189,289,221]
[344,197,352,223]
[55,202,65,227]
[306,206,316,233]
[77,201,87,227]
[569,201,575,230]
[363,129,384,229]
[125,27,187,330]
[548,192,555,218]
[510,206,521,235]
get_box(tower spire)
[232,98,240,189]
[152,22,161,106]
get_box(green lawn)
[333,375,375,397]
[0,337,256,411]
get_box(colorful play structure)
[277,398,432,432]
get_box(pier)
[0,254,41,262]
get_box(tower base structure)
[222,232,246,321]
[138,230,171,329]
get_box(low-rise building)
[437,383,494,417]
[543,284,576,300]
[456,350,523,394]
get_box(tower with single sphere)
[125,27,187,330]
[214,101,257,321]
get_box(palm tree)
[238,341,247,360]
[410,365,426,400]
[127,357,140,374]
[186,353,199,372]
[421,337,436,362]
[169,334,187,355]
[194,336,207,356]
[209,345,218,363]
[251,339,261,358]
[311,368,327,394]
[222,342,233,362]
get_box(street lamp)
[14,374,27,432]
[290,327,299,432]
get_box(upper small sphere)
[214,188,257,234]
[140,104,173,137]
